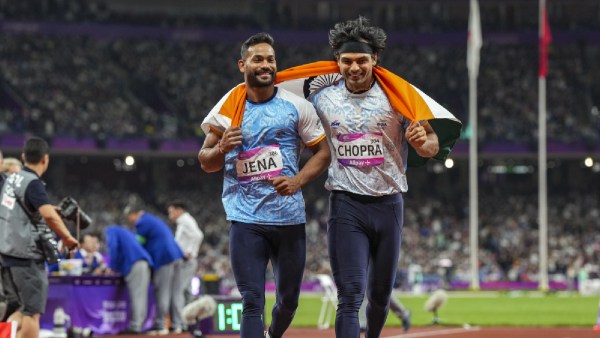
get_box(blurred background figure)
[125,204,184,335]
[0,148,5,321]
[359,294,411,332]
[105,225,154,335]
[74,233,110,275]
[167,200,204,308]
[1,157,22,174]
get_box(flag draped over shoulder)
[202,61,462,167]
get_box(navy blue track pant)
[328,191,404,338]
[230,221,306,338]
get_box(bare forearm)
[198,146,225,173]
[199,131,226,173]
[40,205,72,240]
[294,149,330,187]
[413,133,439,158]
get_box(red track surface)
[104,326,600,338]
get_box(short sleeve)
[24,179,51,211]
[297,99,325,147]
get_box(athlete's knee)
[240,289,265,316]
[275,297,299,317]
[366,291,393,314]
[337,289,364,313]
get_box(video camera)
[58,196,92,230]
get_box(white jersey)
[310,79,411,196]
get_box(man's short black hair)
[168,200,188,211]
[123,202,144,215]
[328,16,386,60]
[240,32,275,59]
[81,232,101,244]
[23,137,49,164]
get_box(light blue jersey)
[202,87,325,225]
[310,79,411,195]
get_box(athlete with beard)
[199,33,330,338]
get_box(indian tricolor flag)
[202,61,462,167]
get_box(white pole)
[538,0,549,292]
[469,74,480,291]
[467,0,482,291]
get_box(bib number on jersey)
[334,132,384,167]
[236,145,284,183]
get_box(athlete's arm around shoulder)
[271,137,330,196]
[406,120,439,158]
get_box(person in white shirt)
[167,200,204,333]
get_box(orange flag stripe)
[219,61,435,126]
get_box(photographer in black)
[0,137,79,338]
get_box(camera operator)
[0,137,79,338]
[0,148,5,321]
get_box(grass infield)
[265,291,599,327]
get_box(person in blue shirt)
[105,225,154,334]
[199,33,330,338]
[125,206,184,335]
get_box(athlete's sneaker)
[190,328,204,338]
[401,309,412,332]
[117,328,141,335]
[148,328,169,335]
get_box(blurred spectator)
[73,233,109,275]
[1,158,22,174]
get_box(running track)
[105,326,600,338]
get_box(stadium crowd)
[1,32,599,146]
[1,0,599,31]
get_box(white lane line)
[385,327,482,338]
